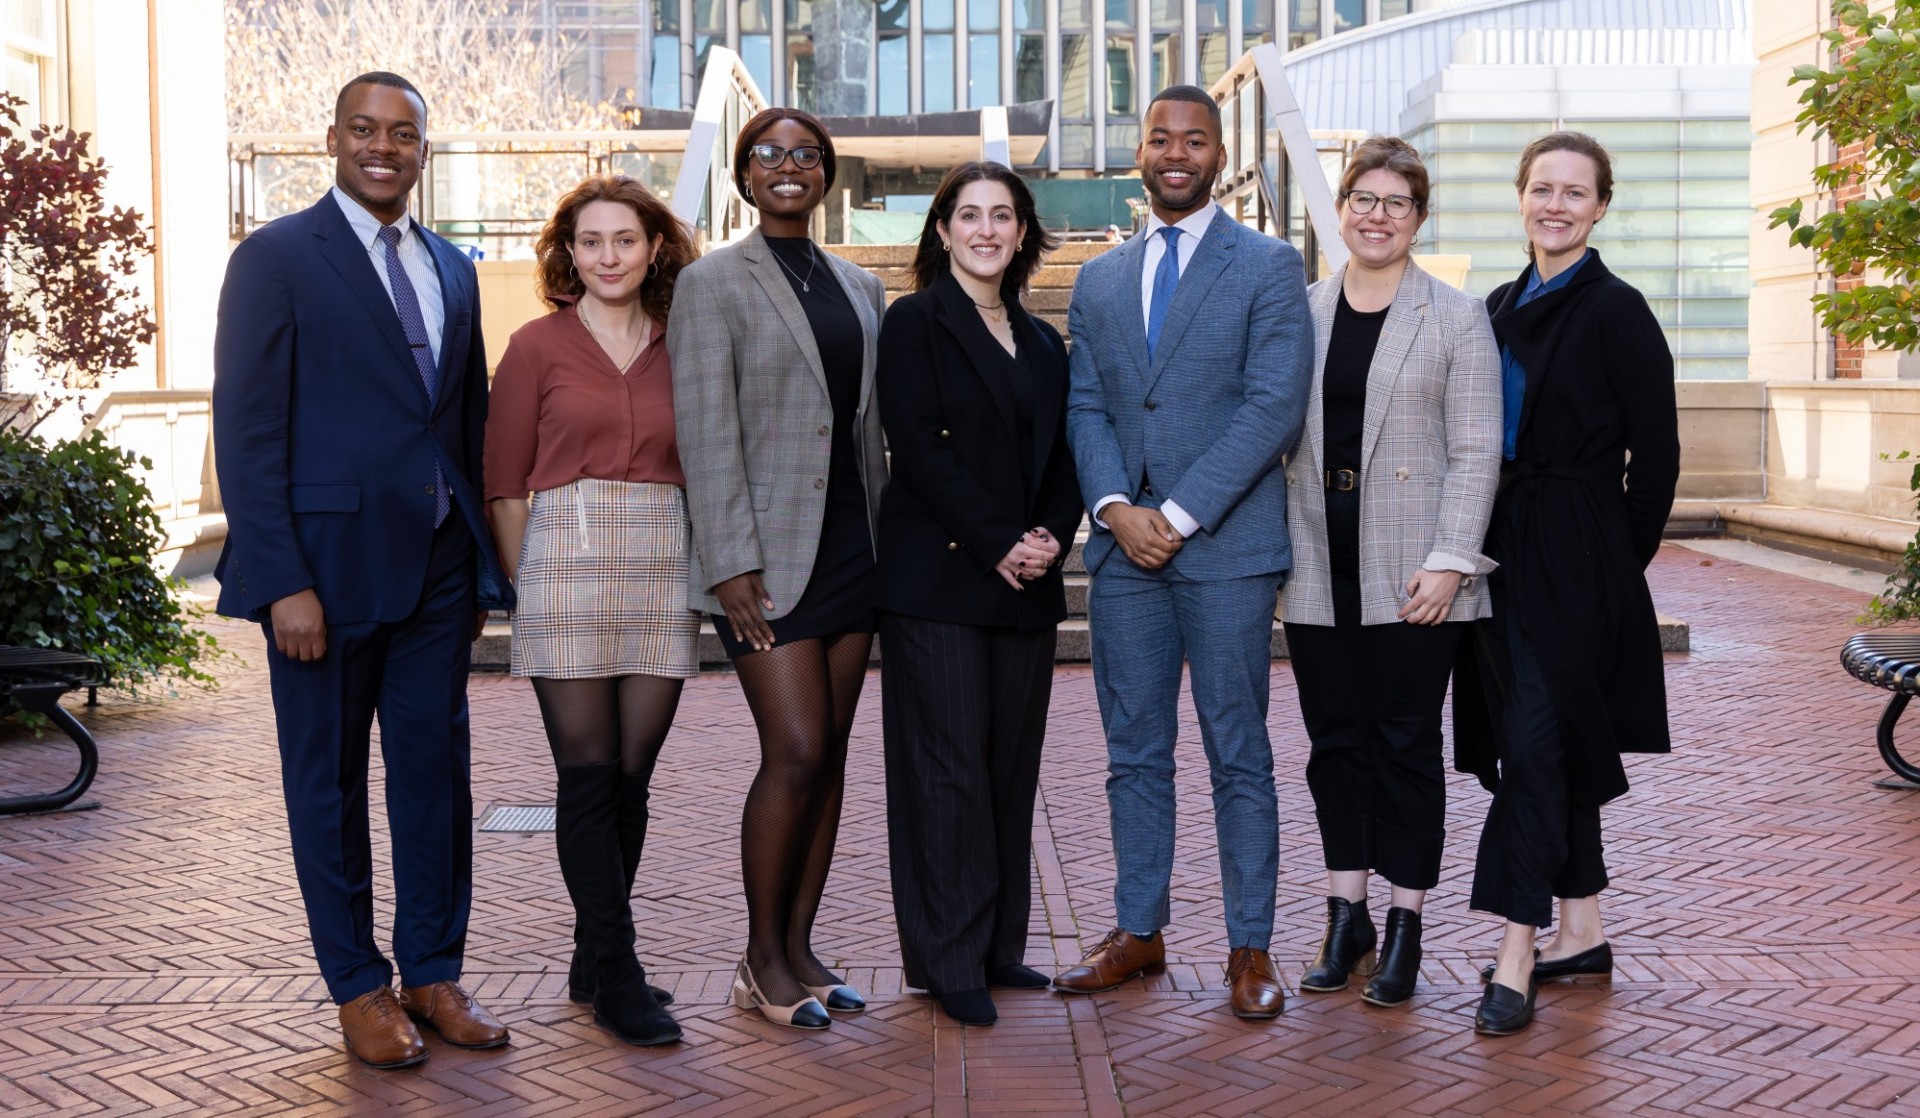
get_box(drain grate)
[478,804,556,833]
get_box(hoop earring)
[646,260,659,279]
[742,182,754,203]
[568,264,579,282]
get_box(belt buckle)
[1325,469,1356,492]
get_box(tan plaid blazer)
[1280,259,1501,626]
[667,227,889,617]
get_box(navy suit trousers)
[265,519,476,1004]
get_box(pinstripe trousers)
[879,611,1055,994]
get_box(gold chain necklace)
[579,299,646,372]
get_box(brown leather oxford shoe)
[1226,947,1284,1019]
[338,986,428,1068]
[398,980,510,1049]
[1051,929,1167,993]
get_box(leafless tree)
[227,0,620,228]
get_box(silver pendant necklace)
[771,240,820,293]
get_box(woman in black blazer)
[1457,132,1679,1035]
[874,161,1083,1027]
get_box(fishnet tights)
[732,630,872,1005]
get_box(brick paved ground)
[2,544,1919,1117]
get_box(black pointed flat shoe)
[1473,978,1537,1036]
[1478,941,1611,985]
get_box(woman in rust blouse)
[484,175,699,1048]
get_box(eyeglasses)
[1343,190,1417,219]
[749,143,826,170]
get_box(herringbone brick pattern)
[1,545,1917,1116]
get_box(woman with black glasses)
[668,108,889,1032]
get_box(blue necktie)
[376,224,448,526]
[1146,226,1183,359]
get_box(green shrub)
[0,428,219,695]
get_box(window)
[924,34,955,111]
[1016,34,1046,103]
[3,0,59,129]
[969,34,999,107]
[877,34,908,114]
[1287,0,1317,49]
[1332,0,1363,33]
[1106,36,1134,116]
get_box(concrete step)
[476,608,1688,667]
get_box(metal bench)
[0,645,108,815]
[1839,633,1920,786]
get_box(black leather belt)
[1324,469,1357,492]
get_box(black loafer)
[1478,941,1611,985]
[988,964,1052,989]
[1473,978,1537,1036]
[938,987,998,1025]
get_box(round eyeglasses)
[749,143,826,171]
[1343,190,1417,219]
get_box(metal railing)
[1209,42,1357,280]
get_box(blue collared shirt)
[1500,249,1589,460]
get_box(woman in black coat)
[1457,132,1680,1035]
[874,161,1083,1027]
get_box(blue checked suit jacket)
[1064,208,1313,582]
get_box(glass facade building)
[530,0,1434,171]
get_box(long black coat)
[873,271,1085,632]
[1452,251,1680,807]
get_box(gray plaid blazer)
[667,227,889,617]
[1280,259,1501,626]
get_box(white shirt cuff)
[1160,499,1199,539]
[1092,494,1128,529]
[1421,551,1479,575]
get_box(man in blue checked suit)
[1053,85,1312,1018]
[213,72,512,1068]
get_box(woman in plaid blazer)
[667,109,889,1032]
[1280,136,1501,1010]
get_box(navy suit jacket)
[1064,208,1312,581]
[212,193,510,624]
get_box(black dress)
[714,236,876,658]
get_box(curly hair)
[909,161,1061,306]
[534,175,696,325]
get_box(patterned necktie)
[376,224,448,526]
[1146,225,1183,360]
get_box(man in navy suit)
[1055,86,1312,1018]
[213,72,512,1068]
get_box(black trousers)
[1468,595,1609,927]
[1283,487,1462,891]
[878,611,1054,993]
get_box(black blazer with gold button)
[874,271,1085,632]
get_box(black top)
[1005,342,1037,484]
[1323,289,1388,474]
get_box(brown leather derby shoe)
[339,986,428,1069]
[1226,947,1284,1019]
[1051,929,1167,993]
[398,980,510,1049]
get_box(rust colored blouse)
[484,302,686,500]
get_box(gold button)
[947,542,959,551]
[938,429,951,439]
[814,477,826,489]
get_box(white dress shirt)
[332,186,445,370]
[1093,199,1221,539]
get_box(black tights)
[532,674,685,777]
[733,630,872,1004]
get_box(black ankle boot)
[594,965,682,1046]
[564,771,673,1007]
[1360,907,1422,1007]
[1299,896,1376,992]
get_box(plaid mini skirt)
[510,478,701,679]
